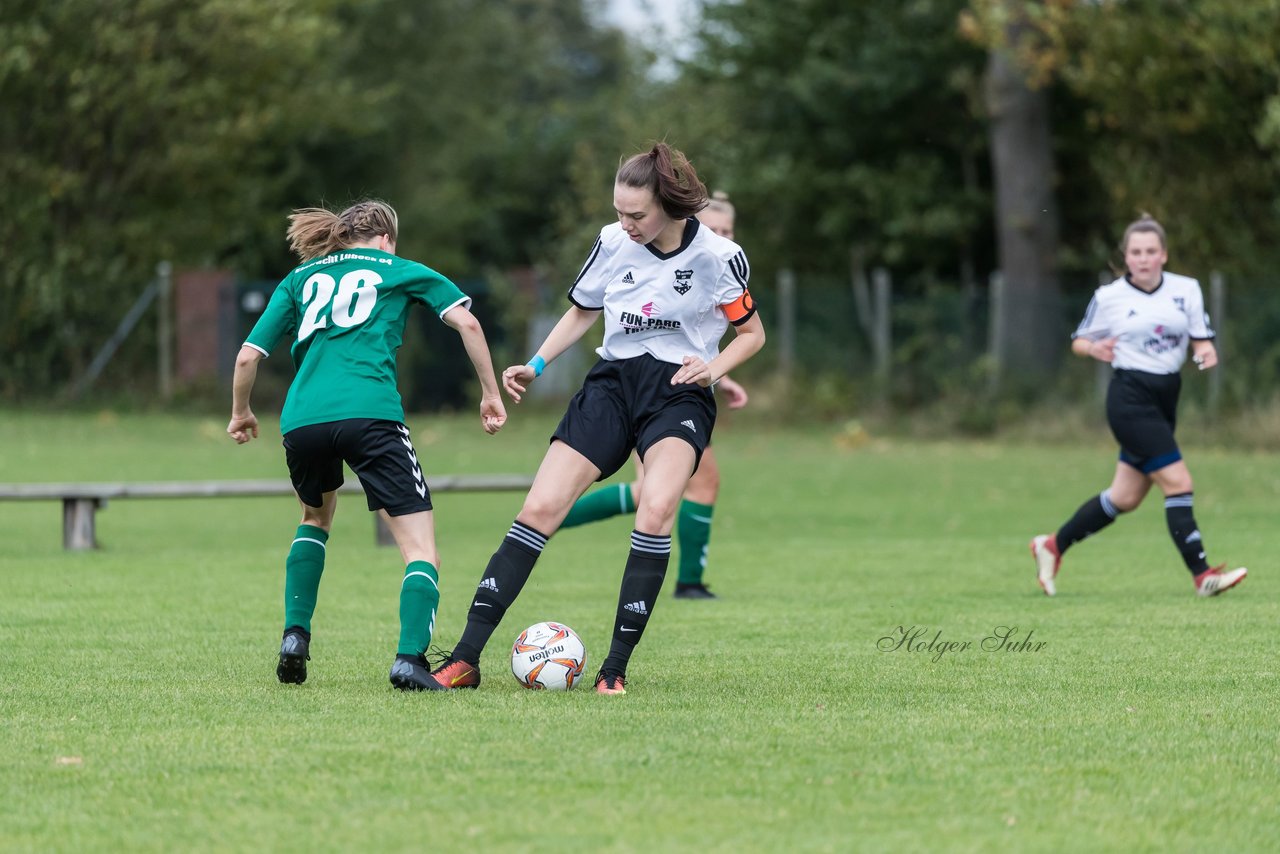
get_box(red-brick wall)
[175,270,235,383]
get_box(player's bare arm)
[227,345,263,444]
[1074,336,1116,363]
[443,306,507,434]
[716,375,749,409]
[503,306,600,403]
[672,313,765,387]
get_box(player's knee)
[519,494,563,533]
[1109,490,1142,513]
[635,498,680,534]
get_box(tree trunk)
[984,13,1061,383]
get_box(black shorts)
[552,355,716,480]
[283,418,431,515]
[1106,369,1182,474]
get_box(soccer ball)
[511,621,587,690]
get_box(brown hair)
[1121,213,1167,253]
[616,143,709,220]
[286,199,400,262]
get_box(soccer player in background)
[1029,214,1246,597]
[430,143,766,694]
[226,199,506,691]
[559,191,749,600]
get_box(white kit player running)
[429,142,765,694]
[1030,214,1246,598]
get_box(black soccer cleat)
[390,654,450,692]
[277,627,311,684]
[674,582,718,600]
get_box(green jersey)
[245,248,470,434]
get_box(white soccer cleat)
[1194,565,1248,597]
[1029,534,1061,597]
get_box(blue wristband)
[527,355,546,377]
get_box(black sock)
[601,531,671,677]
[452,521,548,664]
[1165,492,1209,575]
[1055,490,1120,554]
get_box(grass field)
[2,408,1277,852]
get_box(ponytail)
[286,199,400,262]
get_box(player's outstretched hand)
[717,375,749,409]
[671,355,713,387]
[481,395,507,434]
[502,364,536,403]
[227,411,259,444]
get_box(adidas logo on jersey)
[622,271,635,284]
[681,419,696,433]
[478,577,499,593]
[623,601,648,615]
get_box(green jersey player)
[227,199,506,691]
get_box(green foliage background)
[3,0,1278,405]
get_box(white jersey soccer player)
[569,220,755,366]
[1072,272,1213,374]
[428,143,766,695]
[1029,215,1244,600]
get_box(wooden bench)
[0,475,534,551]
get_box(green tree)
[681,0,991,279]
[968,0,1280,277]
[0,0,367,399]
[0,0,640,401]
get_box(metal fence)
[751,267,1280,414]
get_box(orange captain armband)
[722,290,757,325]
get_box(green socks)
[398,561,440,657]
[284,525,329,633]
[561,483,635,529]
[676,499,714,585]
[285,528,439,658]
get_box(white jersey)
[1072,272,1213,375]
[568,219,756,365]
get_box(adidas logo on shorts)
[478,577,499,593]
[623,601,648,615]
[680,419,696,432]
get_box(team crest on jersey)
[1173,297,1185,313]
[673,269,693,295]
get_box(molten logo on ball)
[511,621,587,690]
